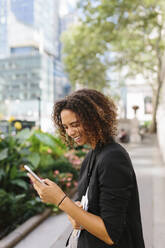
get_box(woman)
[28,89,145,248]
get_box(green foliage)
[75,149,87,158]
[61,23,109,91]
[51,157,78,180]
[28,130,66,159]
[68,0,165,132]
[0,189,45,239]
[0,128,79,238]
[16,128,31,144]
[78,0,165,79]
[140,120,152,131]
[0,133,29,193]
[27,152,40,169]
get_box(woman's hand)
[67,201,84,230]
[27,174,66,206]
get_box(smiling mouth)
[73,136,81,142]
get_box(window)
[0,16,6,24]
[11,46,39,55]
[12,85,19,89]
[30,83,38,88]
[30,93,37,99]
[144,96,152,114]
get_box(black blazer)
[76,140,145,248]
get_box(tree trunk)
[149,78,163,133]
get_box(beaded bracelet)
[57,194,67,207]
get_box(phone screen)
[24,165,45,185]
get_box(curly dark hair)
[52,89,117,148]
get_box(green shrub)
[0,189,45,239]
[0,128,78,238]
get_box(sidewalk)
[124,134,165,248]
[14,134,165,248]
[13,211,72,248]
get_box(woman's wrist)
[57,194,67,207]
[58,195,72,211]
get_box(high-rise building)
[0,0,70,131]
[0,0,59,57]
[0,0,9,57]
[52,10,79,99]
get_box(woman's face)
[61,109,88,146]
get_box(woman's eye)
[63,123,80,130]
[71,123,80,128]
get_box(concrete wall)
[157,82,165,163]
[117,118,132,135]
[126,83,152,121]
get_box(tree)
[77,0,165,132]
[61,23,110,92]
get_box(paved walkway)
[14,134,165,248]
[124,135,165,248]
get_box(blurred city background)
[0,0,165,248]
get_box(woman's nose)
[67,127,76,137]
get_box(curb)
[0,188,77,248]
[0,209,52,248]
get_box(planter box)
[0,187,77,248]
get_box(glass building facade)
[0,53,54,130]
[9,0,59,56]
[54,59,71,99]
[0,0,9,57]
[0,0,69,131]
[34,0,59,56]
[11,0,34,25]
[0,53,41,101]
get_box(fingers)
[27,174,47,188]
[43,178,54,185]
[27,173,41,185]
[27,173,45,196]
[74,226,83,230]
[75,201,82,208]
[68,219,81,229]
[27,174,63,205]
[67,215,84,230]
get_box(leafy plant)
[0,189,45,239]
[0,128,80,238]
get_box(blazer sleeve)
[98,148,134,244]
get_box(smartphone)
[24,165,45,185]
